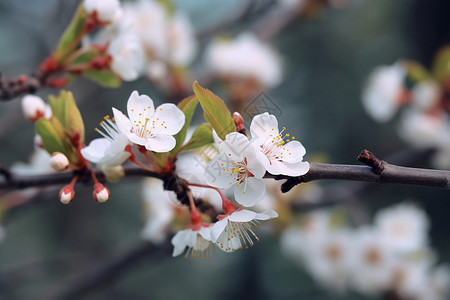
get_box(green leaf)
[170,95,198,155]
[432,46,450,82]
[36,117,68,155]
[192,81,235,140]
[82,69,122,88]
[404,61,430,85]
[54,3,88,64]
[71,48,99,65]
[48,90,85,143]
[182,123,214,151]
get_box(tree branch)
[277,149,450,192]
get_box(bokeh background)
[0,0,449,299]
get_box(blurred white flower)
[362,62,405,122]
[349,227,395,295]
[375,203,429,253]
[11,148,54,175]
[166,13,197,66]
[120,0,167,59]
[303,230,353,292]
[141,178,178,244]
[397,108,450,168]
[411,80,441,110]
[206,33,283,88]
[84,0,122,24]
[108,33,144,81]
[21,95,52,122]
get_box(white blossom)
[250,112,309,176]
[84,0,122,24]
[211,209,278,252]
[206,33,283,88]
[81,115,131,168]
[375,203,429,253]
[113,90,185,152]
[108,33,144,81]
[362,62,405,122]
[171,226,214,259]
[21,95,51,122]
[205,132,266,207]
[50,152,70,172]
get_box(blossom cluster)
[281,203,450,299]
[83,0,197,83]
[362,60,450,168]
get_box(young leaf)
[192,81,235,140]
[48,90,85,143]
[82,69,122,88]
[182,123,214,151]
[35,118,68,155]
[170,95,198,155]
[432,46,450,82]
[54,3,89,64]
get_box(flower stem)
[186,189,202,225]
[186,182,236,214]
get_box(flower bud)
[22,95,46,122]
[233,112,246,135]
[93,183,110,203]
[50,152,70,172]
[59,185,75,204]
[102,165,125,182]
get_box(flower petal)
[265,160,310,177]
[127,90,155,121]
[243,143,266,178]
[228,209,257,222]
[255,209,278,220]
[145,134,176,152]
[171,229,190,257]
[81,138,110,163]
[282,141,306,163]
[220,132,250,161]
[150,103,185,135]
[211,218,228,241]
[205,158,237,189]
[234,177,266,207]
[112,107,132,135]
[250,112,279,141]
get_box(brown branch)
[2,149,449,195]
[276,149,450,193]
[0,70,50,101]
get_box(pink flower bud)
[22,95,46,122]
[93,183,110,203]
[59,185,75,204]
[50,152,70,172]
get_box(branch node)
[357,149,386,175]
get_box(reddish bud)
[93,183,110,203]
[233,112,246,136]
[21,95,46,122]
[59,185,75,204]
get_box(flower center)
[260,127,294,164]
[226,157,254,193]
[130,107,167,139]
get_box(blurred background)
[0,0,450,299]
